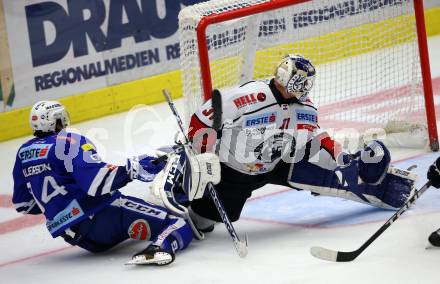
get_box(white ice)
[1,36,440,284]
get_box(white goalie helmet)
[274,54,316,100]
[30,101,70,133]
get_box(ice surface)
[1,37,440,284]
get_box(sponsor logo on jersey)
[297,124,317,131]
[245,112,277,127]
[22,163,52,177]
[243,124,276,136]
[257,92,266,102]
[19,144,53,163]
[296,109,317,132]
[296,109,318,123]
[128,219,151,241]
[46,200,84,235]
[81,143,95,152]
[253,133,287,163]
[246,163,267,173]
[233,93,262,108]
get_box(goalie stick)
[162,89,248,258]
[310,181,432,262]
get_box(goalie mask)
[274,54,316,101]
[30,101,70,134]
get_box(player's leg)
[63,194,192,265]
[189,163,266,230]
[61,205,126,253]
[114,195,193,265]
[152,146,266,231]
[286,139,416,209]
[129,215,193,265]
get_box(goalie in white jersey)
[173,54,417,232]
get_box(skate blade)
[125,252,173,266]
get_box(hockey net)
[178,0,438,150]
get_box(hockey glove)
[427,157,440,188]
[127,155,165,182]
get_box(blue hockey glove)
[127,155,166,182]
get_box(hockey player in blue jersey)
[11,100,212,265]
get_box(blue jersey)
[12,131,132,237]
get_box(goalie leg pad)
[151,148,188,217]
[358,140,391,185]
[150,146,220,240]
[288,150,416,209]
[183,146,221,201]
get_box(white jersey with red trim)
[188,79,326,175]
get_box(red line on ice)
[0,215,45,235]
[0,194,45,235]
[0,246,73,269]
[0,194,13,208]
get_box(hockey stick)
[210,88,248,258]
[211,89,223,133]
[162,90,189,144]
[162,89,248,258]
[310,181,432,262]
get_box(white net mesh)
[179,0,426,144]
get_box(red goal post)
[179,0,438,150]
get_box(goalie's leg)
[190,163,267,229]
[151,145,222,235]
[287,140,416,209]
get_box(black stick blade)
[311,246,359,262]
[211,89,222,131]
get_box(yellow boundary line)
[1,7,439,142]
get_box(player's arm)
[188,99,217,153]
[188,92,241,153]
[294,101,343,163]
[70,135,164,197]
[11,154,42,215]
